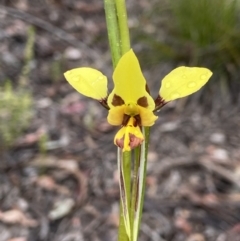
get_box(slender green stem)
[118,206,129,241]
[104,0,121,67]
[133,127,150,241]
[115,0,131,54]
[104,1,133,240]
[130,147,140,236]
[123,151,132,210]
[118,149,132,241]
[139,127,150,227]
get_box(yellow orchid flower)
[64,49,212,152]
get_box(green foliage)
[0,82,33,147]
[135,0,240,64]
[19,26,35,86]
[50,56,64,82]
[169,0,240,74]
[170,0,239,48]
[0,26,35,149]
[132,0,240,104]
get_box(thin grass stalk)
[104,0,121,67]
[115,0,131,54]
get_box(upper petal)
[159,66,212,102]
[108,49,155,111]
[64,67,108,100]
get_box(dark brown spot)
[99,97,110,110]
[134,114,141,126]
[154,95,167,111]
[112,94,125,106]
[137,96,148,108]
[122,114,130,126]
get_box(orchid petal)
[160,66,212,102]
[64,68,108,100]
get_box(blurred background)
[0,0,240,240]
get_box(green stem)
[123,151,131,210]
[118,205,129,241]
[118,149,132,241]
[130,147,140,236]
[132,127,150,241]
[115,0,131,54]
[104,1,133,240]
[104,0,121,67]
[139,127,150,228]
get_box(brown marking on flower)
[116,133,144,151]
[129,133,144,149]
[111,94,125,106]
[115,136,124,149]
[99,97,110,110]
[122,114,130,126]
[137,96,148,107]
[154,95,167,111]
[134,115,141,126]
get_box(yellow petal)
[108,49,155,111]
[160,67,212,102]
[64,67,108,100]
[138,106,158,126]
[107,106,125,126]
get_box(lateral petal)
[107,106,125,126]
[138,106,158,126]
[160,66,212,102]
[64,67,108,100]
